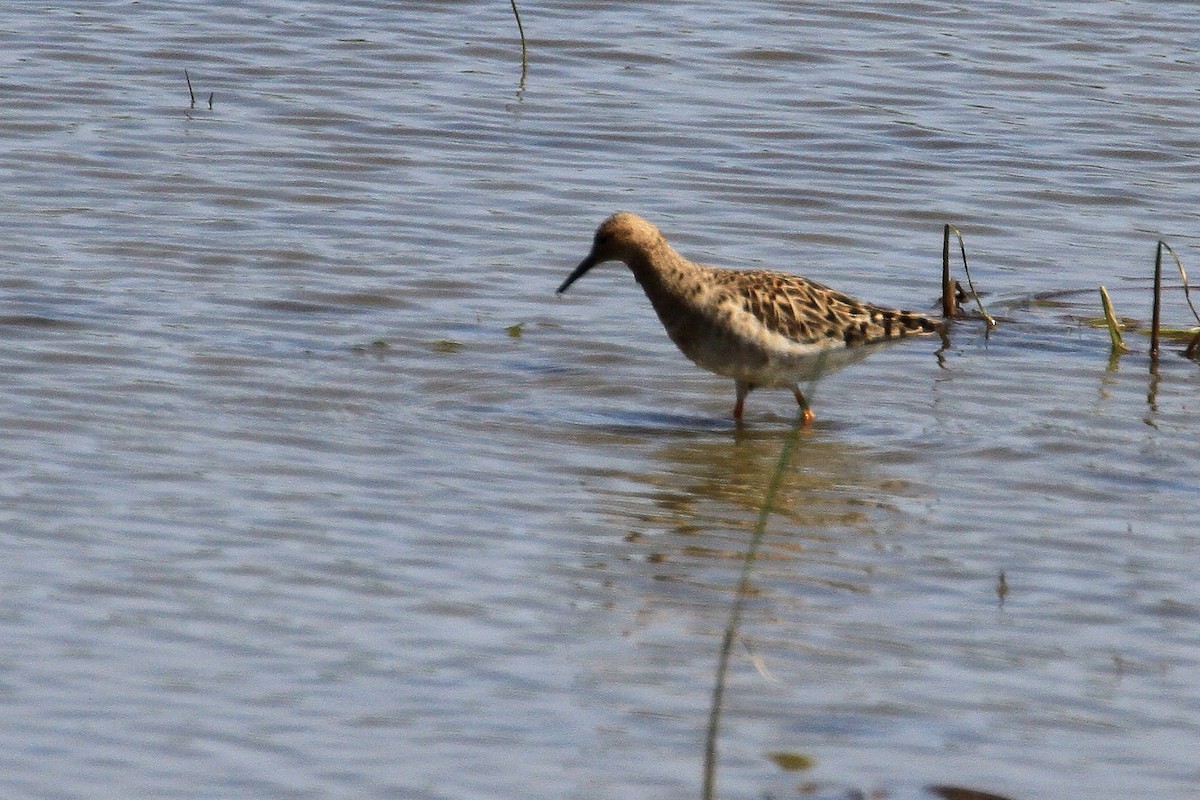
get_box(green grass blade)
[1098,286,1128,353]
[702,377,817,800]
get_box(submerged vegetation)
[1093,241,1200,363]
[939,226,1199,364]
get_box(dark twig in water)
[208,91,214,110]
[941,224,957,318]
[1150,242,1164,366]
[510,0,528,83]
[185,69,196,108]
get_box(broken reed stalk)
[185,69,196,108]
[943,224,995,327]
[510,0,528,76]
[702,385,814,800]
[941,224,957,318]
[208,91,214,110]
[1098,286,1128,353]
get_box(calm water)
[2,2,1199,799]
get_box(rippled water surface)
[3,3,1199,799]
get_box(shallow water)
[2,2,1200,799]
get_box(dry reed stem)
[941,224,957,318]
[184,69,196,108]
[1150,242,1164,365]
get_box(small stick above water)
[185,69,196,108]
[941,224,957,318]
[510,0,528,81]
[1150,241,1164,365]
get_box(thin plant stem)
[185,69,196,108]
[702,397,811,800]
[1158,241,1199,325]
[510,0,528,81]
[1154,240,1200,359]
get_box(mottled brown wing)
[718,270,939,347]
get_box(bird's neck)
[623,243,715,349]
[627,242,708,308]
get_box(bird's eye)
[595,232,610,247]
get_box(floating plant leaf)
[767,751,815,771]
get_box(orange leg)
[733,381,752,421]
[793,386,815,425]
